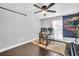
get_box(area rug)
[31,39,66,55]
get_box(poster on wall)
[63,13,79,38]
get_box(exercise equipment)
[38,27,54,47]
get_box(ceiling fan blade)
[47,10,56,13]
[48,3,55,8]
[34,11,42,13]
[33,4,41,9]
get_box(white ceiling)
[0,3,79,19]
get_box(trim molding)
[0,39,36,53]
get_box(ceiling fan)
[33,3,56,16]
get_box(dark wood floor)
[0,42,69,56]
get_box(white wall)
[41,18,52,28]
[0,4,41,49]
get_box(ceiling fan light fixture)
[42,11,47,16]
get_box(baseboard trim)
[0,39,36,53]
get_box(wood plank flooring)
[0,42,69,56]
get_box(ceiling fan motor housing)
[42,5,48,10]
